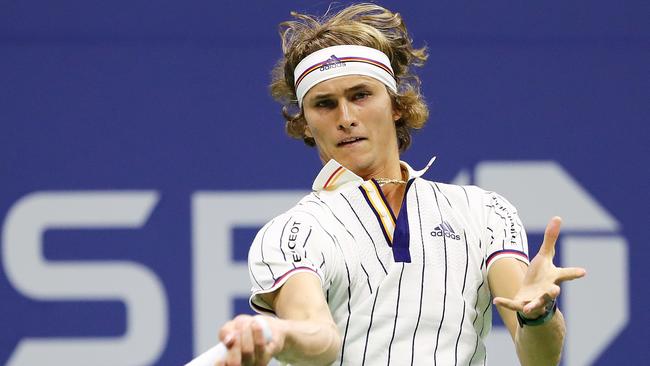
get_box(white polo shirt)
[248,159,529,366]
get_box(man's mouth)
[337,137,367,147]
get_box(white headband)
[293,45,397,107]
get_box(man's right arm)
[217,272,340,366]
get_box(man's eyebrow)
[310,92,333,100]
[345,83,371,92]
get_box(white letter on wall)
[2,191,168,366]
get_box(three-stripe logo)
[431,220,461,240]
[319,55,346,71]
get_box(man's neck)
[378,165,409,218]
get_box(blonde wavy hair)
[270,3,429,152]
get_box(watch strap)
[516,299,557,327]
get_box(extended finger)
[522,295,551,315]
[493,296,525,312]
[556,267,587,282]
[522,288,558,315]
[539,217,562,257]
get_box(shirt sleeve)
[483,191,530,272]
[247,211,330,315]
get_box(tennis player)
[216,4,586,366]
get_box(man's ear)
[392,109,402,121]
[304,124,313,138]
[391,98,403,121]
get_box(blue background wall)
[1,1,648,365]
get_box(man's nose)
[337,100,357,130]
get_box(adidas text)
[320,55,346,71]
[431,229,461,240]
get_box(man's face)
[302,75,401,178]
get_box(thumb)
[539,216,562,257]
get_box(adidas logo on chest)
[430,220,461,240]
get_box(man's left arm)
[488,217,586,366]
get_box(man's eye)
[315,100,334,108]
[353,92,370,100]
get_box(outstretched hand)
[493,216,587,318]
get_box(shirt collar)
[312,156,436,192]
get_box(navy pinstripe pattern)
[454,230,470,365]
[431,183,448,366]
[410,182,426,366]
[386,263,405,365]
[340,193,388,274]
[361,284,381,365]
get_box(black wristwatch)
[516,299,557,327]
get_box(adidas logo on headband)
[319,55,346,71]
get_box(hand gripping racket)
[185,317,273,366]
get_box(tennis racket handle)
[185,317,273,366]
